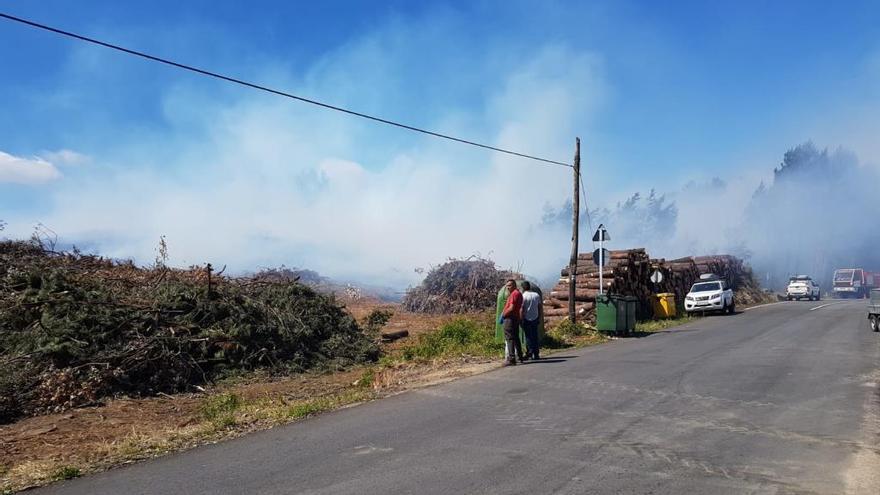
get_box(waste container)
[619,296,638,334]
[652,293,677,319]
[596,295,638,334]
[596,294,618,333]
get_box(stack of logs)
[543,249,748,327]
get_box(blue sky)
[1,1,879,285]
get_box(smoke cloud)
[542,142,880,291]
[1,31,604,289]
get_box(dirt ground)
[0,300,497,493]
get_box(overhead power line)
[0,12,573,168]
[579,173,594,237]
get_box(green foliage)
[285,400,329,419]
[356,368,376,388]
[400,318,502,361]
[0,240,379,424]
[538,331,571,350]
[550,319,593,339]
[52,466,81,481]
[361,309,393,335]
[634,315,696,333]
[200,393,242,422]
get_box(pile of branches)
[403,257,519,314]
[0,240,378,424]
[253,266,327,285]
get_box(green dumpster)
[596,295,638,335]
[620,296,638,334]
[596,294,618,333]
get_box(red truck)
[832,268,877,298]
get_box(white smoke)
[1,38,606,288]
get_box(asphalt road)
[39,300,880,494]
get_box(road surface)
[39,300,880,494]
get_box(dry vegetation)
[402,257,519,314]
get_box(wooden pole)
[206,263,213,298]
[569,138,581,322]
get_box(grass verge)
[1,386,376,494]
[545,319,609,348]
[634,314,697,333]
[396,318,502,362]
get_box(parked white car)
[685,276,735,314]
[786,276,821,301]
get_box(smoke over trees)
[539,141,879,291]
[540,190,678,250]
[589,190,678,247]
[743,142,880,289]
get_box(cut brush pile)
[402,257,520,314]
[0,240,378,424]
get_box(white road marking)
[743,301,788,311]
[809,301,848,311]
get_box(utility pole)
[569,138,581,323]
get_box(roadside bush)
[361,308,394,336]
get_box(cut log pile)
[544,249,762,327]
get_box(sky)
[1,0,879,287]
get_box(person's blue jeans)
[522,318,540,358]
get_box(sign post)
[650,269,663,287]
[592,225,610,296]
[650,268,663,297]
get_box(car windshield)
[834,270,853,282]
[691,282,721,292]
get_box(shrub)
[52,466,81,481]
[361,309,393,336]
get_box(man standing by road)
[520,281,541,360]
[500,279,524,366]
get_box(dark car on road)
[869,289,880,332]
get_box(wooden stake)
[569,138,581,323]
[206,263,213,297]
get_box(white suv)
[786,276,820,301]
[685,276,735,314]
